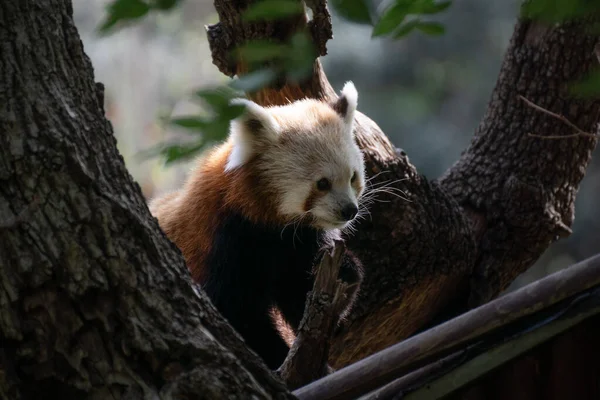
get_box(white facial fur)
[225,81,365,231]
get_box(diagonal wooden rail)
[293,253,600,400]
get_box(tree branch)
[3,1,598,397]
[292,252,600,400]
[208,0,478,369]
[207,0,600,369]
[0,1,293,397]
[277,241,354,389]
[439,19,600,307]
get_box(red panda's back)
[148,144,232,282]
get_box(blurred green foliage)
[242,0,304,21]
[520,0,600,98]
[76,0,600,291]
[100,0,452,164]
[521,0,600,23]
[100,0,600,165]
[372,0,450,38]
[99,0,182,32]
[570,71,600,98]
[101,0,326,164]
[329,0,373,24]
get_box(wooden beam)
[293,253,600,400]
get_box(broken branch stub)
[278,241,355,389]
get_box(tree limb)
[0,1,293,397]
[207,0,478,369]
[292,252,600,400]
[439,18,600,307]
[277,241,354,389]
[206,1,600,369]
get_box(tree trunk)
[207,0,600,368]
[0,1,292,398]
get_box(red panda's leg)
[242,311,294,370]
[337,248,363,315]
[272,274,313,333]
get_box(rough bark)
[206,0,600,369]
[2,0,599,397]
[277,241,356,389]
[0,1,292,398]
[439,19,600,306]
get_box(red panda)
[149,82,365,369]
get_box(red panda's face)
[270,132,366,231]
[225,82,367,232]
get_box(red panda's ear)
[330,81,358,127]
[230,98,279,140]
[225,99,279,171]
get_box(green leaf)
[521,0,600,23]
[393,19,422,38]
[194,87,239,112]
[569,70,600,98]
[169,104,244,141]
[416,21,445,36]
[220,104,247,122]
[234,40,287,64]
[372,1,450,38]
[420,1,452,14]
[372,3,411,37]
[229,69,277,92]
[99,0,150,33]
[170,117,211,131]
[242,0,304,22]
[283,32,316,80]
[329,0,372,25]
[198,119,232,141]
[161,142,207,164]
[151,0,181,10]
[138,141,207,164]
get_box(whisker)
[366,177,408,189]
[290,209,313,248]
[364,187,411,202]
[292,218,301,248]
[367,187,409,196]
[357,204,372,221]
[281,209,312,243]
[366,185,409,196]
[280,220,296,239]
[368,182,408,190]
[365,170,391,183]
[357,207,373,221]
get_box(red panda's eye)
[351,171,357,183]
[316,178,331,191]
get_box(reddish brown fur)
[303,187,323,212]
[150,97,357,283]
[150,141,284,282]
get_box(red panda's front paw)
[337,248,363,309]
[312,240,362,322]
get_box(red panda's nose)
[340,204,358,221]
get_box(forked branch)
[207,0,600,371]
